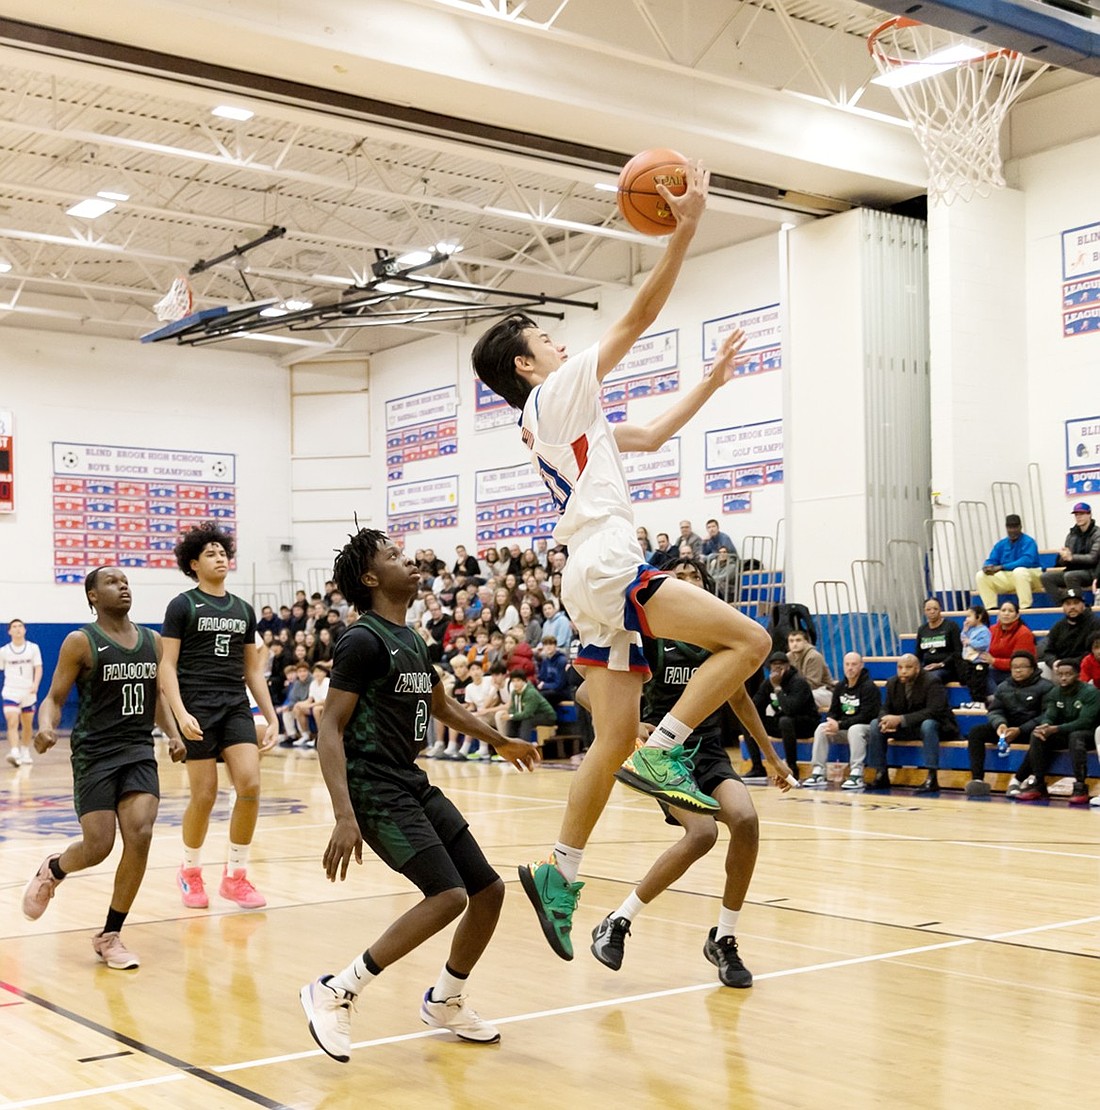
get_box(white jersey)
[463,677,499,712]
[520,343,634,546]
[1,641,42,703]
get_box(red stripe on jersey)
[571,434,589,475]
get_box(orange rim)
[867,16,1019,66]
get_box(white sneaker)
[6,748,21,767]
[840,774,864,790]
[425,740,445,759]
[1005,777,1023,798]
[419,989,500,1043]
[300,976,355,1062]
[800,770,827,788]
[18,750,32,766]
[1090,795,1100,808]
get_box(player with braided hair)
[300,528,540,1062]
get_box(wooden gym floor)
[2,741,1099,1109]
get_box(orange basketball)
[616,148,690,236]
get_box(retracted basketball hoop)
[868,17,1029,205]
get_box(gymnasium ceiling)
[0,0,1091,359]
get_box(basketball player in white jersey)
[472,163,790,960]
[2,618,42,767]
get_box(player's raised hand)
[710,328,749,386]
[659,160,709,230]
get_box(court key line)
[212,910,1100,1074]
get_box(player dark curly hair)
[332,527,388,612]
[666,555,715,594]
[470,313,540,410]
[174,522,236,580]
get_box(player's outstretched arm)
[614,327,748,453]
[597,161,709,379]
[34,631,89,753]
[727,683,793,791]
[431,685,540,771]
[315,687,365,881]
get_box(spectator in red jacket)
[988,600,1037,676]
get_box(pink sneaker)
[23,854,62,921]
[177,865,209,909]
[92,930,139,970]
[219,867,267,909]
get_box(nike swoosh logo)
[390,648,400,655]
[195,603,206,608]
[98,645,109,652]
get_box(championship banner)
[704,420,783,496]
[601,329,680,420]
[51,441,236,583]
[702,305,781,378]
[473,463,555,544]
[621,437,681,503]
[474,379,515,431]
[385,386,459,468]
[386,475,459,536]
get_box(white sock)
[182,845,202,869]
[552,843,584,884]
[715,906,741,940]
[431,964,469,1002]
[613,890,646,923]
[227,841,249,872]
[646,714,692,750]
[330,952,378,996]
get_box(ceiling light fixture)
[211,105,255,122]
[396,249,433,266]
[97,190,130,202]
[0,261,11,273]
[66,198,117,219]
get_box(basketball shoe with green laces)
[614,744,719,812]
[518,854,583,961]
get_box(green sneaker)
[518,856,583,961]
[614,744,719,812]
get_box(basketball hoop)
[152,273,194,322]
[868,17,1028,205]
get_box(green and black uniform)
[329,612,498,895]
[162,588,256,759]
[71,624,160,817]
[642,636,741,824]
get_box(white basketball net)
[152,273,194,322]
[869,18,1029,205]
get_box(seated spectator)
[291,663,330,746]
[802,651,881,790]
[701,517,737,560]
[959,604,993,708]
[420,594,451,645]
[1041,503,1100,604]
[536,635,571,708]
[975,514,1042,610]
[1016,657,1100,804]
[636,525,653,558]
[709,546,738,601]
[965,650,1051,797]
[785,628,834,711]
[485,630,507,669]
[502,544,522,577]
[437,654,473,760]
[465,628,491,669]
[434,571,458,609]
[534,537,550,567]
[412,623,442,666]
[676,519,703,557]
[502,633,537,680]
[480,546,501,580]
[518,600,542,647]
[324,607,347,642]
[278,662,313,747]
[489,586,520,634]
[418,548,446,578]
[495,669,558,744]
[1039,590,1100,678]
[442,632,470,669]
[988,600,1037,678]
[866,653,959,794]
[441,605,468,651]
[328,589,349,620]
[453,543,482,583]
[519,549,540,575]
[309,626,335,666]
[649,532,675,570]
[752,651,819,779]
[916,597,962,684]
[467,583,492,619]
[256,605,281,637]
[452,660,499,760]
[541,600,573,650]
[286,602,308,635]
[266,642,287,706]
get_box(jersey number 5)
[214,633,231,657]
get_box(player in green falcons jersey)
[299,528,540,1063]
[159,523,279,911]
[22,567,185,969]
[591,557,790,987]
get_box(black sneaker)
[703,927,753,988]
[590,915,631,971]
